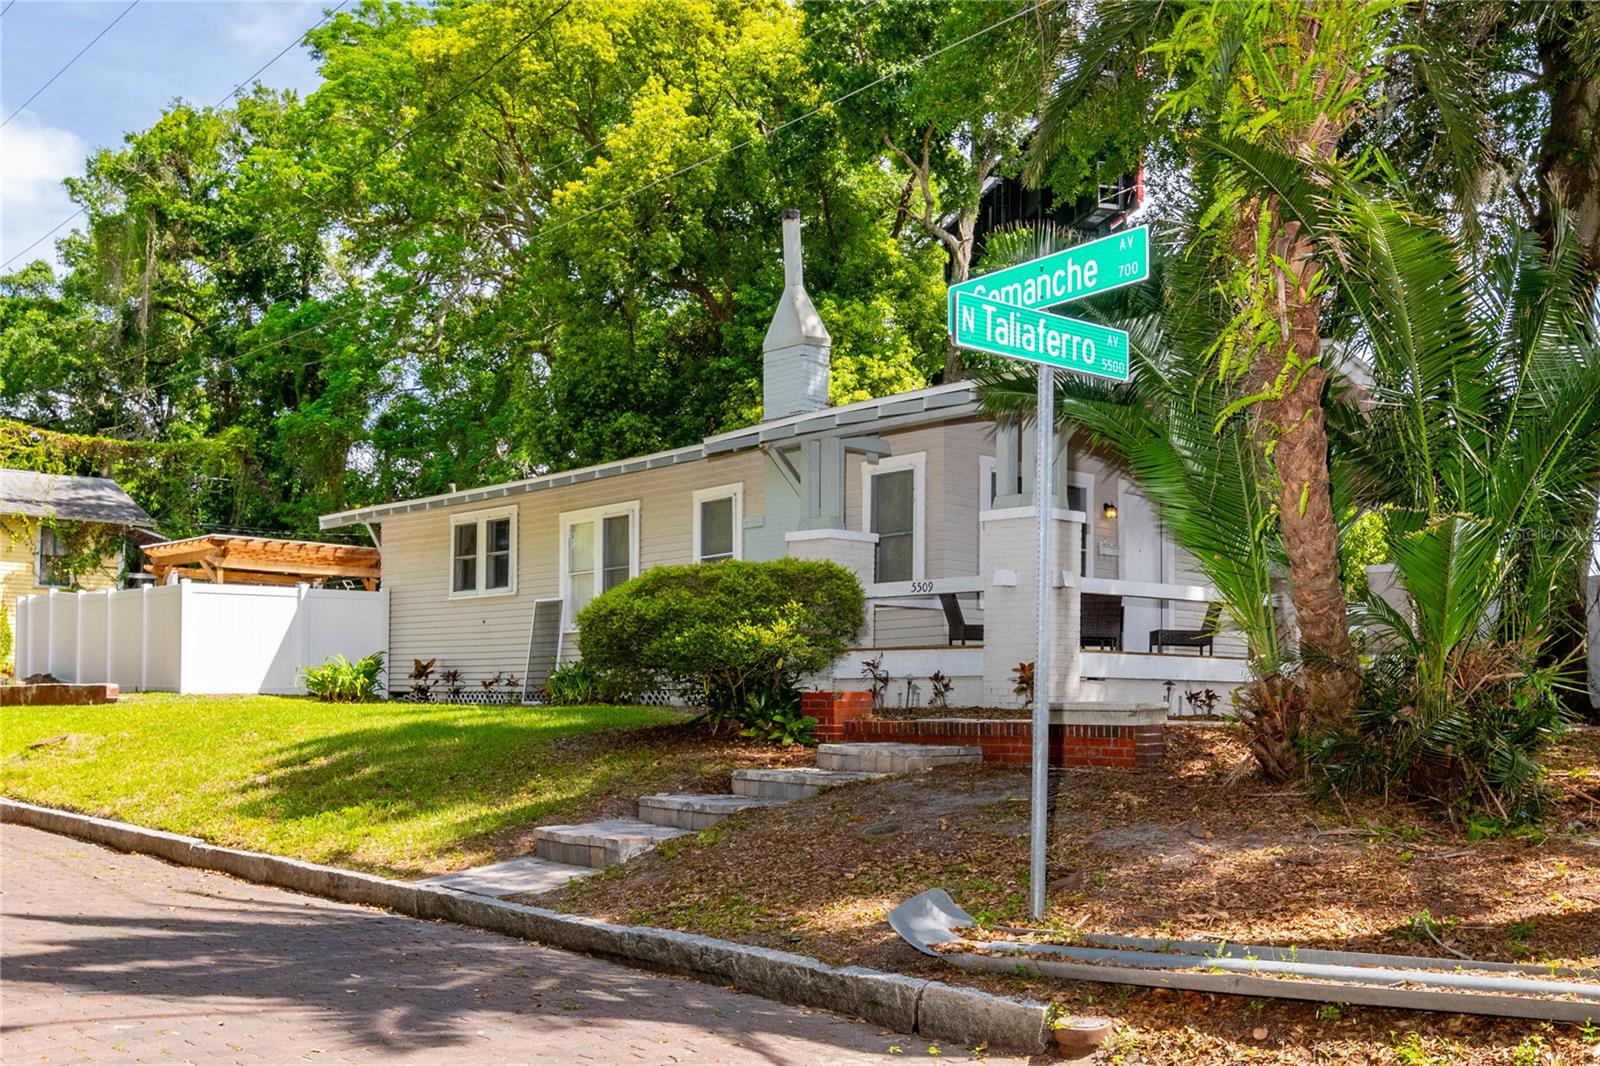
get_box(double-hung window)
[35,524,71,588]
[560,502,639,624]
[692,484,743,563]
[863,453,925,584]
[450,507,516,597]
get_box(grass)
[0,693,785,877]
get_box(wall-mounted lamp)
[1102,502,1119,520]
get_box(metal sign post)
[945,224,1149,924]
[1030,365,1054,920]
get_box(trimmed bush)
[577,559,863,727]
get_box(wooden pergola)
[142,534,381,590]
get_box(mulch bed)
[543,723,1600,1063]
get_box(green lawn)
[0,694,757,877]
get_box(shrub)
[0,607,11,677]
[302,652,385,702]
[1307,637,1569,819]
[544,660,615,705]
[577,558,863,730]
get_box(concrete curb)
[0,798,1049,1053]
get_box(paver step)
[815,742,982,774]
[418,854,594,899]
[532,818,691,868]
[635,792,785,831]
[730,766,882,801]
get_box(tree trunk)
[1240,205,1362,733]
[1533,18,1600,720]
[1535,22,1600,288]
[943,212,977,382]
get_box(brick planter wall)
[840,715,1165,768]
[0,683,120,707]
[803,690,874,743]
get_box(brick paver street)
[1,825,1011,1063]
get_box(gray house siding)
[382,450,766,685]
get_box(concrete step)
[418,854,594,899]
[532,818,691,868]
[635,793,785,831]
[730,766,883,801]
[815,742,983,774]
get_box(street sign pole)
[1030,365,1054,921]
[944,223,1149,926]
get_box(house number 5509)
[910,581,936,593]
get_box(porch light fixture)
[1102,502,1118,520]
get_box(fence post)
[104,590,115,688]
[295,583,311,695]
[14,595,27,677]
[176,580,191,693]
[74,589,87,684]
[44,589,56,678]
[139,585,150,693]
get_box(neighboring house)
[0,469,155,620]
[320,211,1254,710]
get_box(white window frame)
[558,500,641,627]
[691,483,744,563]
[34,523,71,588]
[1066,470,1095,580]
[448,506,518,600]
[861,451,926,583]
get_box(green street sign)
[952,292,1129,380]
[947,225,1149,322]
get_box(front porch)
[831,574,1252,716]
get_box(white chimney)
[762,209,830,421]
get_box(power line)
[1,0,140,128]
[0,3,18,19]
[0,0,347,271]
[123,0,1046,402]
[212,0,349,109]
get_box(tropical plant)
[860,654,891,712]
[301,652,385,702]
[738,689,818,746]
[1011,661,1035,708]
[407,657,437,702]
[543,661,615,706]
[1305,196,1600,813]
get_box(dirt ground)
[545,723,1600,1063]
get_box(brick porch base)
[802,692,1164,768]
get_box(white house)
[319,210,1254,712]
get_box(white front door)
[1117,481,1163,652]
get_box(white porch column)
[786,528,878,645]
[979,506,1083,708]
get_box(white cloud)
[219,0,326,50]
[0,113,87,272]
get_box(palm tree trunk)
[1533,19,1600,720]
[1261,317,1360,726]
[1238,206,1361,741]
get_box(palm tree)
[993,139,1600,797]
[1318,193,1600,811]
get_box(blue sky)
[1,0,332,271]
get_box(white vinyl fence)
[15,582,388,695]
